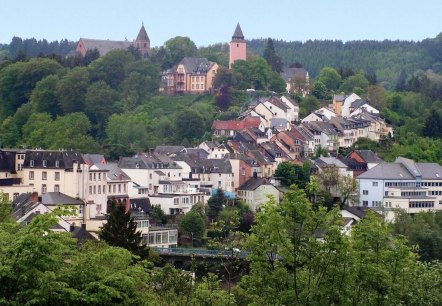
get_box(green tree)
[88,49,135,89]
[423,109,442,138]
[29,74,61,116]
[173,109,206,143]
[56,67,90,114]
[178,210,205,239]
[311,81,330,99]
[98,201,145,257]
[263,38,283,73]
[163,36,198,68]
[317,67,342,91]
[207,189,228,221]
[339,73,370,94]
[299,95,320,118]
[150,204,165,225]
[275,161,310,188]
[84,80,119,137]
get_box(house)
[262,96,290,120]
[280,67,310,96]
[280,95,300,122]
[301,122,339,153]
[332,93,361,117]
[229,23,246,69]
[237,176,280,211]
[212,116,263,138]
[76,23,150,58]
[347,150,383,170]
[163,57,218,94]
[301,107,337,123]
[330,116,371,148]
[357,157,442,214]
[349,99,379,117]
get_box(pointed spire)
[136,22,149,42]
[232,23,244,41]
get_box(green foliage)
[162,36,198,69]
[275,161,310,188]
[178,210,205,238]
[56,67,90,114]
[98,201,145,257]
[0,58,62,119]
[207,189,228,221]
[339,73,370,94]
[317,66,342,91]
[150,204,165,225]
[263,38,283,73]
[299,95,320,118]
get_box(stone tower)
[229,23,246,69]
[135,22,150,58]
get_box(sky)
[1,0,441,47]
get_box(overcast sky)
[1,0,441,47]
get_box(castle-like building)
[76,23,150,58]
[229,23,247,69]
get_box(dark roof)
[179,57,216,74]
[280,67,308,82]
[79,38,132,56]
[238,177,273,191]
[350,99,369,110]
[12,193,38,220]
[23,150,84,169]
[41,192,84,205]
[232,23,244,41]
[82,154,106,166]
[71,225,97,241]
[130,198,152,214]
[119,152,181,170]
[0,150,16,172]
[154,146,186,156]
[353,150,383,163]
[94,163,131,181]
[136,23,150,42]
[342,206,371,219]
[266,96,289,110]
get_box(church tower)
[229,23,246,69]
[135,22,150,59]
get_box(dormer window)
[43,160,47,167]
[30,160,35,167]
[55,160,60,168]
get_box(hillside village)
[1,23,442,248]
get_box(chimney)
[31,192,38,203]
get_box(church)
[75,23,150,58]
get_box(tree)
[317,67,342,91]
[163,36,198,68]
[29,74,61,116]
[299,95,320,118]
[263,38,283,73]
[88,49,135,89]
[207,189,228,221]
[150,204,165,225]
[178,210,205,239]
[56,67,90,114]
[422,109,442,138]
[367,84,387,111]
[98,201,144,257]
[338,175,359,207]
[173,109,206,143]
[311,81,330,100]
[274,161,310,188]
[339,73,370,95]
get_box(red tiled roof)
[212,116,261,131]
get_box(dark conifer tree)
[99,200,144,256]
[263,38,283,73]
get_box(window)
[123,184,127,193]
[42,171,47,180]
[54,172,60,181]
[363,190,368,195]
[30,160,34,167]
[98,185,101,194]
[78,205,83,215]
[17,164,23,171]
[113,185,116,193]
[118,184,121,193]
[93,186,96,194]
[98,173,101,180]
[108,185,111,193]
[29,171,34,180]
[89,173,92,181]
[42,184,47,194]
[13,193,19,200]
[93,173,96,181]
[55,160,59,168]
[89,186,92,194]
[43,160,47,167]
[372,182,378,187]
[363,201,368,206]
[54,184,59,192]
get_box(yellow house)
[166,57,218,94]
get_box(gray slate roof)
[238,177,273,191]
[280,67,308,82]
[41,192,84,205]
[232,23,245,40]
[94,163,131,181]
[136,24,150,41]
[354,150,383,163]
[79,38,132,56]
[179,57,216,74]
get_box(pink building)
[229,23,247,69]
